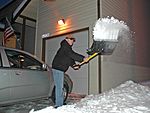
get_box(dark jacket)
[52,39,85,72]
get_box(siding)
[35,0,97,58]
[99,0,135,92]
[35,0,150,93]
[102,0,129,20]
[100,0,150,92]
[35,0,99,94]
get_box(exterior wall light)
[58,19,65,25]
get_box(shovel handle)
[73,52,99,68]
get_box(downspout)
[97,0,102,93]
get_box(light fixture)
[58,19,65,25]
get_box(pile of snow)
[93,17,129,42]
[29,80,150,113]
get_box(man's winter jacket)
[52,39,84,72]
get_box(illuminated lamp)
[58,19,65,25]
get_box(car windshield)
[5,49,45,70]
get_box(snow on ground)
[29,80,150,113]
[0,93,82,113]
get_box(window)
[5,49,44,70]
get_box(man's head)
[65,34,75,46]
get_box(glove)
[73,64,80,70]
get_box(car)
[0,46,73,106]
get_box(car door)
[4,49,51,101]
[0,48,11,104]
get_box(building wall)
[35,0,150,93]
[20,0,38,20]
[35,0,100,94]
[100,0,150,91]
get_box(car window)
[5,49,45,71]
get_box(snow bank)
[29,80,150,113]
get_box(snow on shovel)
[74,17,129,68]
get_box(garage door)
[45,30,89,94]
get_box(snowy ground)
[0,80,150,113]
[29,80,150,113]
[0,93,84,113]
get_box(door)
[4,49,50,101]
[0,69,11,103]
[0,48,11,104]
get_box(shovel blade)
[87,41,118,55]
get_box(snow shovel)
[73,40,118,68]
[73,17,129,68]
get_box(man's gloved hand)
[72,57,89,70]
[73,64,80,70]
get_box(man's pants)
[52,69,64,107]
